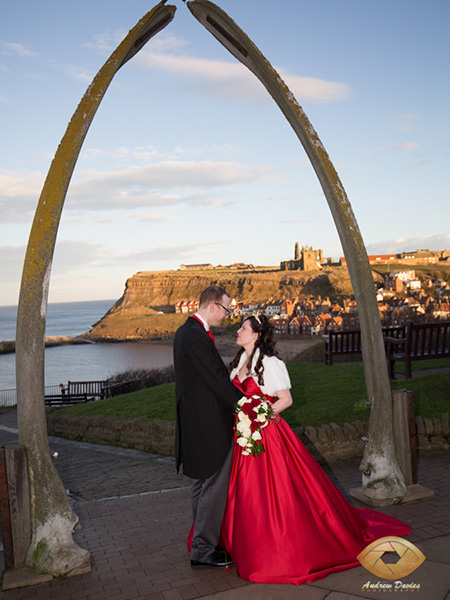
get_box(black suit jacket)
[174,316,242,479]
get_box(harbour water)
[0,300,174,391]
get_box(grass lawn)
[56,382,176,421]
[390,356,450,373]
[54,361,450,429]
[285,363,450,427]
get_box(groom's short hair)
[199,285,229,308]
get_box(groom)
[174,285,242,569]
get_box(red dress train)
[218,375,411,585]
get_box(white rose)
[236,421,247,433]
[256,414,267,423]
[242,412,252,423]
[251,430,262,441]
[237,420,251,435]
[237,436,248,447]
[237,413,251,427]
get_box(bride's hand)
[270,389,293,415]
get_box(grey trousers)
[190,446,233,561]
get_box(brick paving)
[1,408,449,600]
[0,409,191,501]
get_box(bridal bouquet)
[235,395,274,457]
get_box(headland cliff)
[85,266,363,341]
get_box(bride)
[220,314,411,585]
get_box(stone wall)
[294,413,449,462]
[293,420,369,463]
[47,412,449,462]
[415,414,450,451]
[47,414,175,456]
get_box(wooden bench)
[323,326,406,366]
[386,320,450,379]
[66,380,107,400]
[44,393,92,407]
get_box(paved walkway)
[0,408,449,600]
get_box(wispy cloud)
[364,142,420,155]
[0,244,26,282]
[133,212,180,222]
[277,218,315,224]
[130,33,351,104]
[62,211,180,224]
[278,68,350,104]
[392,113,420,133]
[293,157,310,166]
[2,42,37,58]
[50,240,108,271]
[389,142,419,152]
[0,157,280,221]
[82,30,126,52]
[69,160,277,209]
[81,145,183,164]
[407,160,429,170]
[84,29,188,55]
[366,233,450,254]
[111,241,218,266]
[48,61,94,83]
[52,239,218,271]
[145,33,189,54]
[58,30,351,102]
[0,171,43,198]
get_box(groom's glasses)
[215,303,231,317]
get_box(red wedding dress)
[218,375,411,585]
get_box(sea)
[0,300,174,391]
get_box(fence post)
[0,447,15,570]
[0,445,31,570]
[392,389,417,486]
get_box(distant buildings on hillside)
[341,248,450,267]
[179,244,450,273]
[174,269,450,335]
[179,263,213,271]
[282,242,450,271]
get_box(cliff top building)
[179,263,213,270]
[281,244,324,271]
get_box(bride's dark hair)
[230,314,279,386]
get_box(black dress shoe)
[191,550,233,570]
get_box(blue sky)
[1,0,449,306]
